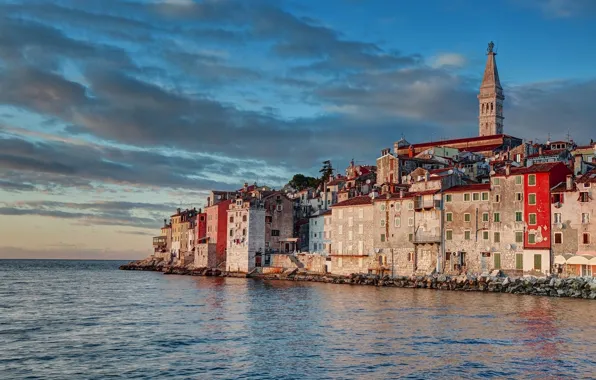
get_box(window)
[493,178,501,185]
[528,194,536,205]
[482,213,489,222]
[380,234,385,242]
[446,230,453,240]
[358,208,364,218]
[339,209,344,219]
[583,233,591,244]
[494,194,501,203]
[473,193,480,201]
[534,254,542,270]
[584,183,591,188]
[348,231,353,241]
[464,213,471,222]
[554,233,562,244]
[242,228,246,236]
[515,231,523,243]
[528,233,536,244]
[494,232,501,243]
[445,194,452,203]
[552,193,564,204]
[229,216,234,223]
[408,217,414,227]
[515,176,522,185]
[529,213,537,225]
[464,230,471,240]
[348,217,353,227]
[338,225,343,235]
[394,217,401,227]
[229,229,233,237]
[483,231,489,240]
[494,213,501,222]
[464,193,471,202]
[266,216,273,223]
[528,174,536,186]
[242,215,247,222]
[482,192,489,201]
[554,213,562,224]
[380,219,385,227]
[408,233,413,242]
[582,213,590,224]
[358,241,364,255]
[580,192,590,202]
[515,211,523,222]
[516,253,523,270]
[408,202,414,210]
[494,253,501,269]
[380,204,386,211]
[516,192,523,201]
[271,230,280,236]
[359,224,363,234]
[446,213,453,222]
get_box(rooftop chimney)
[539,146,543,156]
[163,219,167,227]
[566,174,573,191]
[176,208,181,214]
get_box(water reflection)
[2,261,596,379]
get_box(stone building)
[328,196,377,275]
[170,208,198,264]
[551,170,596,276]
[153,219,171,260]
[309,210,330,255]
[262,192,295,253]
[226,197,266,273]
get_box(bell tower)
[478,41,504,136]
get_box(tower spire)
[478,41,504,137]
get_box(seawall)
[120,258,596,300]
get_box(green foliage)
[319,160,334,184]
[288,173,319,191]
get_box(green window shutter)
[516,254,523,270]
[494,253,501,269]
[534,254,542,270]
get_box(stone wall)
[270,253,328,273]
[194,243,217,268]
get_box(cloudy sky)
[1,0,595,259]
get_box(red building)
[517,162,572,250]
[205,198,232,265]
[195,211,207,245]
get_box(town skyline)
[1,0,595,259]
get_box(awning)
[566,255,594,265]
[554,255,567,264]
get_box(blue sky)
[0,0,595,259]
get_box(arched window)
[482,103,485,113]
[490,102,494,112]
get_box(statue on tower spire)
[487,41,495,54]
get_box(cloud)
[431,53,467,69]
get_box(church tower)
[478,41,504,136]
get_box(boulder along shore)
[120,257,596,299]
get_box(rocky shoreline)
[120,258,596,299]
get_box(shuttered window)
[534,254,542,271]
[494,253,501,269]
[516,254,523,270]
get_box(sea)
[1,259,596,379]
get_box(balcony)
[153,236,167,247]
[413,232,441,244]
[414,199,442,210]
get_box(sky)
[1,0,596,260]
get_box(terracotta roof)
[577,170,596,184]
[526,149,566,159]
[444,183,491,193]
[551,182,577,193]
[402,134,518,151]
[331,195,372,207]
[459,143,504,153]
[573,145,595,151]
[327,177,346,186]
[493,162,569,177]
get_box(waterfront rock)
[120,257,596,300]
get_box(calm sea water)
[1,260,596,379]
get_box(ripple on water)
[1,260,596,379]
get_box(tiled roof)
[459,143,504,153]
[402,134,518,151]
[577,170,596,184]
[444,183,491,193]
[551,182,577,193]
[526,149,566,159]
[331,195,372,207]
[493,162,568,176]
[327,177,346,186]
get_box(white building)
[226,198,266,273]
[309,210,331,254]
